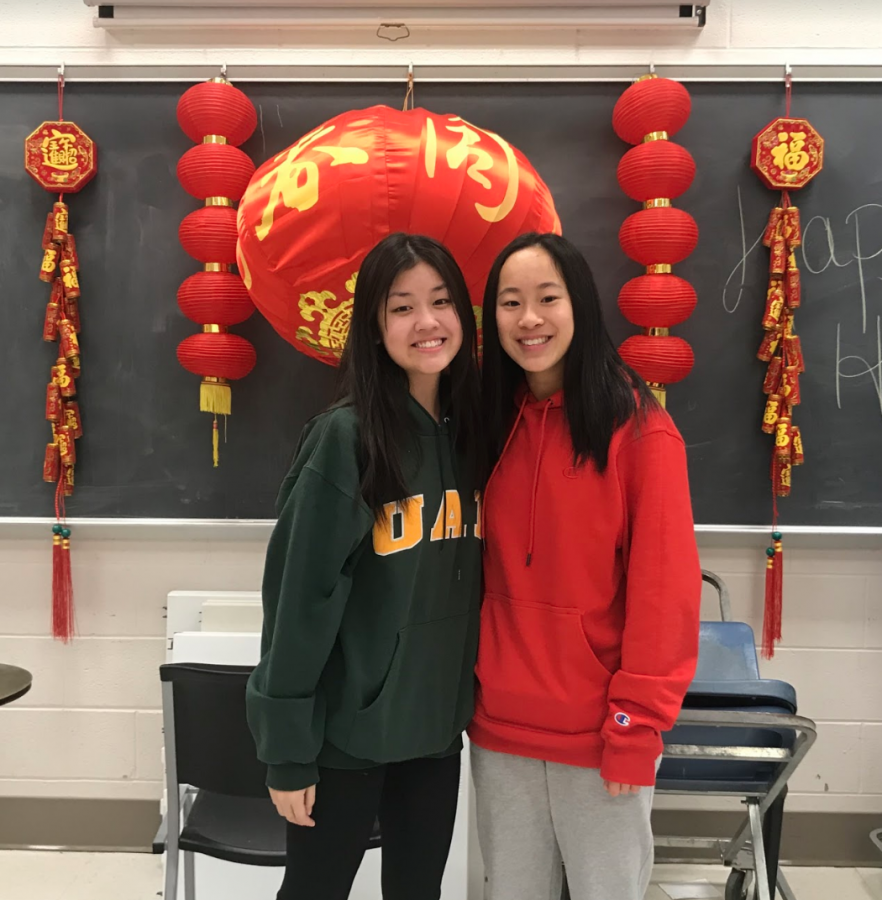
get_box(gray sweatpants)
[471,744,655,900]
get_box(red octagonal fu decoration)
[25,121,97,193]
[751,117,824,191]
[237,104,561,364]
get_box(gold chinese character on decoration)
[40,130,79,171]
[771,131,809,173]
[256,125,369,241]
[424,117,519,224]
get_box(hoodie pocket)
[475,593,612,735]
[346,613,470,762]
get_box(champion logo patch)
[614,712,631,727]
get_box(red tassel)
[51,478,75,643]
[762,530,783,659]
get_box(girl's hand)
[269,785,317,826]
[603,780,642,797]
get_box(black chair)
[156,662,381,900]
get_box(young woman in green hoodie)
[246,233,484,900]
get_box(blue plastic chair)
[657,571,816,900]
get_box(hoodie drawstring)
[525,400,551,567]
[482,393,529,544]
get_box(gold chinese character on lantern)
[41,130,79,171]
[255,125,369,241]
[425,117,519,224]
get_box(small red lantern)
[175,76,258,466]
[617,141,695,202]
[177,143,255,202]
[613,74,698,405]
[613,77,691,145]
[178,271,256,325]
[617,274,696,327]
[179,206,239,264]
[619,334,694,384]
[619,207,699,266]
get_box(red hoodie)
[469,388,701,786]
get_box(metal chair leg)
[748,801,771,900]
[184,850,196,900]
[762,789,786,899]
[777,867,796,900]
[163,842,179,900]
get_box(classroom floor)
[0,851,880,900]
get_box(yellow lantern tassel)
[648,382,667,408]
[212,417,219,468]
[200,377,231,415]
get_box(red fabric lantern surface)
[177,80,258,146]
[617,141,695,202]
[617,274,696,327]
[179,206,239,264]
[177,271,255,325]
[177,143,255,201]
[237,105,561,364]
[613,77,691,145]
[619,334,694,384]
[177,332,257,379]
[619,207,698,266]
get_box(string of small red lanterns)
[613,74,699,407]
[175,75,258,466]
[25,70,97,642]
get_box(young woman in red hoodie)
[469,233,701,900]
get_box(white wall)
[1,529,880,814]
[0,0,881,816]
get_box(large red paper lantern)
[613,74,698,405]
[236,105,561,364]
[175,76,258,466]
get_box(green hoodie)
[246,397,482,791]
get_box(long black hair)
[336,233,483,518]
[482,232,656,473]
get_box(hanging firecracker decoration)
[25,68,97,642]
[175,74,258,466]
[613,73,698,407]
[751,74,823,659]
[236,102,560,364]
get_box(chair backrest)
[160,662,268,798]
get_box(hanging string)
[784,70,792,117]
[58,68,65,121]
[402,68,414,112]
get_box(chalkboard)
[1,82,881,525]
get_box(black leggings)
[277,753,462,900]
